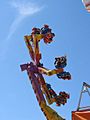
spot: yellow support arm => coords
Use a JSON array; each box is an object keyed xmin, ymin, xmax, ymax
[
  {"xmin": 40, "ymin": 101, "xmax": 65, "ymax": 120},
  {"xmin": 38, "ymin": 67, "xmax": 64, "ymax": 76},
  {"xmin": 24, "ymin": 35, "xmax": 35, "ymax": 61}
]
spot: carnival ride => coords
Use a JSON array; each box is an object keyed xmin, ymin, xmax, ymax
[
  {"xmin": 20, "ymin": 24, "xmax": 71, "ymax": 120},
  {"xmin": 82, "ymin": 0, "xmax": 90, "ymax": 12},
  {"xmin": 72, "ymin": 82, "xmax": 90, "ymax": 120}
]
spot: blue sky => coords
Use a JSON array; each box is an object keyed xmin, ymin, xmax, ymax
[{"xmin": 0, "ymin": 0, "xmax": 90, "ymax": 120}]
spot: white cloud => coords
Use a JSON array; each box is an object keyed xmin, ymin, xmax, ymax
[
  {"xmin": 0, "ymin": 0, "xmax": 43, "ymax": 61},
  {"xmin": 7, "ymin": 15, "xmax": 24, "ymax": 40},
  {"xmin": 11, "ymin": 1, "xmax": 42, "ymax": 16},
  {"xmin": 7, "ymin": 0, "xmax": 43, "ymax": 40}
]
